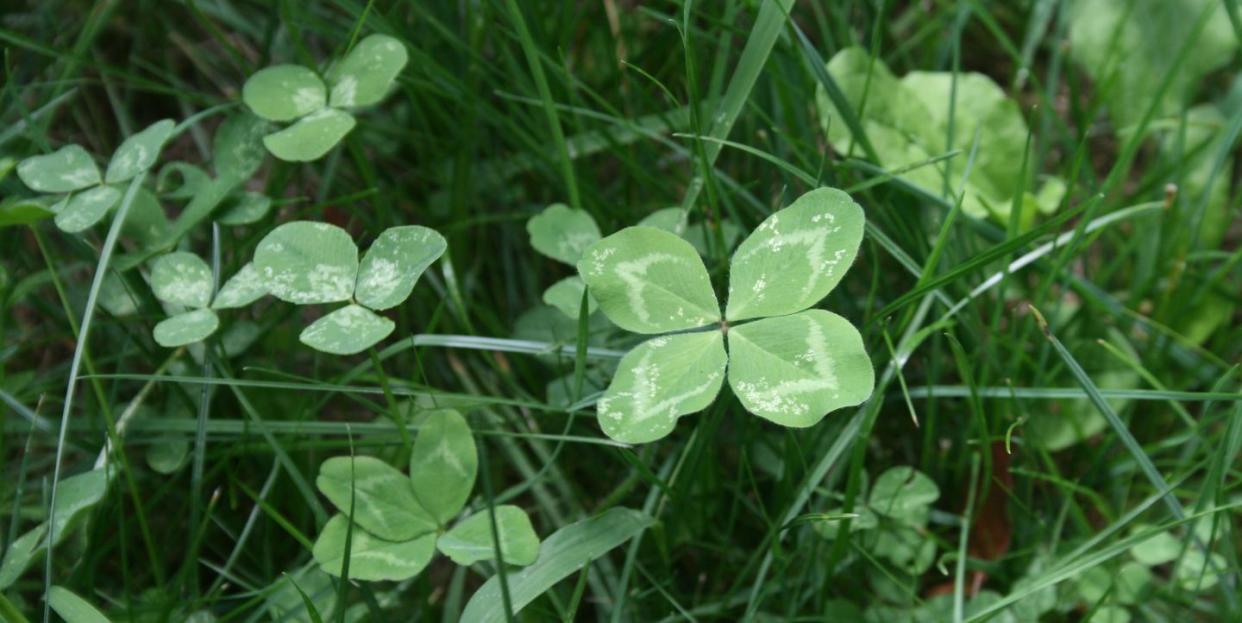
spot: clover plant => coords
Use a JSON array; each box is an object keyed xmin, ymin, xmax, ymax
[
  {"xmin": 147, "ymin": 252, "xmax": 268, "ymax": 347},
  {"xmin": 815, "ymin": 466, "xmax": 941, "ymax": 576},
  {"xmin": 253, "ymin": 221, "xmax": 446, "ymax": 354},
  {"xmin": 242, "ymin": 34, "xmax": 408, "ymax": 161},
  {"xmin": 815, "ymin": 47, "xmax": 1064, "ymax": 225},
  {"xmin": 311, "ymin": 410, "xmax": 540, "ymax": 581},
  {"xmin": 15, "ymin": 119, "xmax": 175, "ymax": 233},
  {"xmin": 576, "ymin": 187, "xmax": 874, "ymax": 443}
]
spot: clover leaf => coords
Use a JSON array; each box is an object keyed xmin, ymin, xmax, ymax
[
  {"xmin": 310, "ymin": 410, "xmax": 541, "ymax": 582},
  {"xmin": 527, "ymin": 203, "xmax": 736, "ymax": 320},
  {"xmin": 576, "ymin": 187, "xmax": 874, "ymax": 443},
  {"xmin": 241, "ymin": 34, "xmax": 407, "ymax": 162},
  {"xmin": 149, "ymin": 252, "xmax": 268, "ymax": 347},
  {"xmin": 15, "ymin": 119, "xmax": 175, "ymax": 233},
  {"xmin": 815, "ymin": 47, "xmax": 1063, "ymax": 225},
  {"xmin": 253, "ymin": 221, "xmax": 446, "ymax": 354}
]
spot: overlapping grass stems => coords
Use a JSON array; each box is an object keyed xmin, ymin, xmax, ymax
[{"xmin": 0, "ymin": 1, "xmax": 1240, "ymax": 622}]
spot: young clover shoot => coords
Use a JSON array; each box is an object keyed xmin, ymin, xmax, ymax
[
  {"xmin": 311, "ymin": 410, "xmax": 540, "ymax": 581},
  {"xmin": 814, "ymin": 466, "xmax": 942, "ymax": 576},
  {"xmin": 253, "ymin": 221, "xmax": 446, "ymax": 355},
  {"xmin": 577, "ymin": 187, "xmax": 875, "ymax": 443},
  {"xmin": 242, "ymin": 34, "xmax": 408, "ymax": 162},
  {"xmin": 527, "ymin": 204, "xmax": 740, "ymax": 320},
  {"xmin": 15, "ymin": 119, "xmax": 175, "ymax": 233},
  {"xmin": 148, "ymin": 253, "xmax": 268, "ymax": 347}
]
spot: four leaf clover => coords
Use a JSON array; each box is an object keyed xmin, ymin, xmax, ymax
[
  {"xmin": 16, "ymin": 119, "xmax": 175, "ymax": 233},
  {"xmin": 242, "ymin": 34, "xmax": 408, "ymax": 161},
  {"xmin": 577, "ymin": 187, "xmax": 875, "ymax": 443},
  {"xmin": 148, "ymin": 253, "xmax": 268, "ymax": 347},
  {"xmin": 311, "ymin": 410, "xmax": 540, "ymax": 581},
  {"xmin": 253, "ymin": 221, "xmax": 446, "ymax": 354}
]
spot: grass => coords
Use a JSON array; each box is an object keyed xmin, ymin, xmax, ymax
[{"xmin": 1, "ymin": 0, "xmax": 1240, "ymax": 621}]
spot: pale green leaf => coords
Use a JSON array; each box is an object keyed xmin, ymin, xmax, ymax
[
  {"xmin": 637, "ymin": 207, "xmax": 687, "ymax": 236},
  {"xmin": 263, "ymin": 108, "xmax": 356, "ymax": 162},
  {"xmin": 312, "ymin": 514, "xmax": 436, "ymax": 582},
  {"xmin": 105, "ymin": 119, "xmax": 175, "ymax": 184},
  {"xmin": 409, "ymin": 409, "xmax": 477, "ymax": 525},
  {"xmin": 254, "ymin": 221, "xmax": 359, "ymax": 304},
  {"xmin": 816, "ymin": 47, "xmax": 1055, "ymax": 222},
  {"xmin": 868, "ymin": 466, "xmax": 940, "ymax": 526},
  {"xmin": 315, "ymin": 455, "xmax": 436, "ymax": 541},
  {"xmin": 54, "ymin": 185, "xmax": 121, "ymax": 233},
  {"xmin": 17, "ymin": 144, "xmax": 100, "ymax": 193},
  {"xmin": 326, "ymin": 34, "xmax": 409, "ymax": 108},
  {"xmin": 542, "ymin": 276, "xmax": 596, "ymax": 318},
  {"xmin": 212, "ymin": 113, "xmax": 270, "ymax": 181},
  {"xmin": 47, "ymin": 585, "xmax": 111, "ymax": 623},
  {"xmin": 354, "ymin": 225, "xmax": 446, "ymax": 310},
  {"xmin": 460, "ymin": 508, "xmax": 653, "ymax": 623},
  {"xmin": 243, "ymin": 65, "xmax": 326, "ymax": 122},
  {"xmin": 437, "ymin": 505, "xmax": 540, "ymax": 566},
  {"xmin": 217, "ymin": 191, "xmax": 271, "ymax": 226},
  {"xmin": 299, "ymin": 304, "xmax": 394, "ymax": 355},
  {"xmin": 49, "ymin": 468, "xmax": 110, "ymax": 544},
  {"xmin": 211, "ymin": 262, "xmax": 267, "ymax": 310},
  {"xmin": 99, "ymin": 272, "xmax": 138, "ymax": 317},
  {"xmin": 0, "ymin": 471, "xmax": 111, "ymax": 590},
  {"xmin": 0, "ymin": 524, "xmax": 47, "ymax": 590},
  {"xmin": 597, "ymin": 331, "xmax": 726, "ymax": 443},
  {"xmin": 156, "ymin": 161, "xmax": 210, "ymax": 199},
  {"xmin": 727, "ymin": 310, "xmax": 874, "ymax": 427},
  {"xmin": 1129, "ymin": 527, "xmax": 1181, "ymax": 565},
  {"xmin": 527, "ymin": 203, "xmax": 602, "ymax": 265},
  {"xmin": 1113, "ymin": 561, "xmax": 1152, "ymax": 605},
  {"xmin": 153, "ymin": 309, "xmax": 220, "ymax": 347},
  {"xmin": 725, "ymin": 188, "xmax": 864, "ymax": 321},
  {"xmin": 150, "ymin": 251, "xmax": 213, "ymax": 308},
  {"xmin": 147, "ymin": 434, "xmax": 189, "ymax": 474},
  {"xmin": 577, "ymin": 226, "xmax": 720, "ymax": 334},
  {"xmin": 1067, "ymin": 0, "xmax": 1235, "ymax": 129},
  {"xmin": 0, "ymin": 195, "xmax": 54, "ymax": 227}
]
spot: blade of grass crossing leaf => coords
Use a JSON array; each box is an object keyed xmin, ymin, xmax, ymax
[
  {"xmin": 44, "ymin": 173, "xmax": 161, "ymax": 619},
  {"xmin": 289, "ymin": 576, "xmax": 327, "ymax": 623}
]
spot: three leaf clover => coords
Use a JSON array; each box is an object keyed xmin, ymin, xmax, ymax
[
  {"xmin": 576, "ymin": 187, "xmax": 875, "ymax": 443},
  {"xmin": 311, "ymin": 410, "xmax": 540, "ymax": 581},
  {"xmin": 242, "ymin": 34, "xmax": 408, "ymax": 162},
  {"xmin": 813, "ymin": 466, "xmax": 942, "ymax": 576},
  {"xmin": 253, "ymin": 221, "xmax": 446, "ymax": 354},
  {"xmin": 15, "ymin": 119, "xmax": 175, "ymax": 233},
  {"xmin": 148, "ymin": 253, "xmax": 268, "ymax": 347}
]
